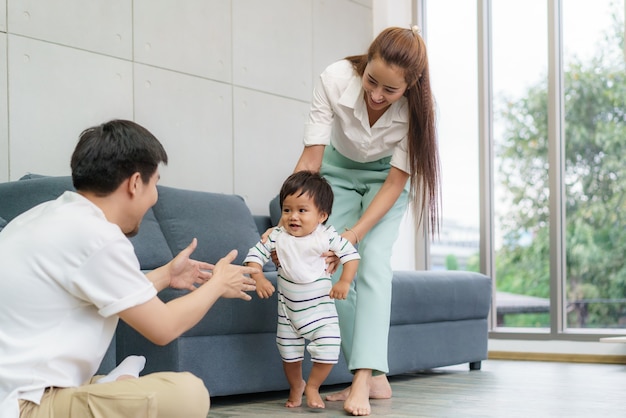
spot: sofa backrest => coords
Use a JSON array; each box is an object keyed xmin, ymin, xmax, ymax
[
  {"xmin": 0, "ymin": 176, "xmax": 262, "ymax": 269},
  {"xmin": 0, "ymin": 175, "xmax": 75, "ymax": 225},
  {"xmin": 152, "ymin": 185, "xmax": 261, "ymax": 267}
]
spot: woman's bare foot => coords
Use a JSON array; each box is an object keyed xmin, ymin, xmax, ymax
[
  {"xmin": 326, "ymin": 385, "xmax": 351, "ymax": 401},
  {"xmin": 285, "ymin": 379, "xmax": 306, "ymax": 408},
  {"xmin": 344, "ymin": 369, "xmax": 371, "ymax": 416},
  {"xmin": 325, "ymin": 374, "xmax": 392, "ymax": 401},
  {"xmin": 304, "ymin": 384, "xmax": 325, "ymax": 409}
]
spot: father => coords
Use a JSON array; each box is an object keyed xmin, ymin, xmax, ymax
[{"xmin": 0, "ymin": 120, "xmax": 257, "ymax": 418}]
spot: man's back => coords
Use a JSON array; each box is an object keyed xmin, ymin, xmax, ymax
[{"xmin": 0, "ymin": 191, "xmax": 155, "ymax": 415}]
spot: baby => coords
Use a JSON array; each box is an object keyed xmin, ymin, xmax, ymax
[{"xmin": 244, "ymin": 170, "xmax": 359, "ymax": 409}]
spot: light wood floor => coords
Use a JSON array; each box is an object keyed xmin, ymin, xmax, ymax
[{"xmin": 208, "ymin": 360, "xmax": 626, "ymax": 417}]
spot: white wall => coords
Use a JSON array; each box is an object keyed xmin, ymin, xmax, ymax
[
  {"xmin": 1, "ymin": 0, "xmax": 422, "ymax": 270},
  {"xmin": 0, "ymin": 0, "xmax": 373, "ymax": 217}
]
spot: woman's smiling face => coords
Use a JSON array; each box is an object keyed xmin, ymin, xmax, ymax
[{"xmin": 362, "ymin": 56, "xmax": 408, "ymax": 112}]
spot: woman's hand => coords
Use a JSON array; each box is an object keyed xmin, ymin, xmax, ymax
[
  {"xmin": 260, "ymin": 227, "xmax": 275, "ymax": 243},
  {"xmin": 323, "ymin": 250, "xmax": 340, "ymax": 274},
  {"xmin": 259, "ymin": 227, "xmax": 282, "ymax": 268}
]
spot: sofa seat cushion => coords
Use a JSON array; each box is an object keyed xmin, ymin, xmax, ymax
[
  {"xmin": 162, "ymin": 270, "xmax": 492, "ymax": 337},
  {"xmin": 158, "ymin": 272, "xmax": 279, "ymax": 336},
  {"xmin": 153, "ymin": 186, "xmax": 261, "ymax": 267},
  {"xmin": 390, "ymin": 270, "xmax": 492, "ymax": 325}
]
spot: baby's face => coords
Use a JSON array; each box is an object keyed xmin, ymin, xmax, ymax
[{"xmin": 280, "ymin": 192, "xmax": 328, "ymax": 237}]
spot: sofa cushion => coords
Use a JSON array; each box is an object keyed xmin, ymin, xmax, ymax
[
  {"xmin": 128, "ymin": 208, "xmax": 174, "ymax": 270},
  {"xmin": 390, "ymin": 270, "xmax": 492, "ymax": 325},
  {"xmin": 0, "ymin": 175, "xmax": 172, "ymax": 269},
  {"xmin": 269, "ymin": 195, "xmax": 281, "ymax": 226},
  {"xmin": 158, "ymin": 271, "xmax": 279, "ymax": 337},
  {"xmin": 0, "ymin": 176, "xmax": 75, "ymax": 221},
  {"xmin": 152, "ymin": 186, "xmax": 261, "ymax": 266}
]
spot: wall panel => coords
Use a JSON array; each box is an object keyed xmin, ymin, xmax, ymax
[
  {"xmin": 8, "ymin": 0, "xmax": 132, "ymax": 59},
  {"xmin": 8, "ymin": 36, "xmax": 133, "ymax": 178},
  {"xmin": 233, "ymin": 87, "xmax": 309, "ymax": 215},
  {"xmin": 233, "ymin": 0, "xmax": 312, "ymax": 101},
  {"xmin": 134, "ymin": 0, "xmax": 232, "ymax": 83},
  {"xmin": 134, "ymin": 64, "xmax": 234, "ymax": 194},
  {"xmin": 312, "ymin": 0, "xmax": 372, "ymax": 80},
  {"xmin": 2, "ymin": 0, "xmax": 373, "ymax": 215}
]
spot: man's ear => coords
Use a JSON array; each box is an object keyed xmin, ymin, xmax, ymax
[{"xmin": 127, "ymin": 172, "xmax": 142, "ymax": 197}]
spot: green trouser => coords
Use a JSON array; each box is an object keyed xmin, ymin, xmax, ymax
[{"xmin": 320, "ymin": 145, "xmax": 408, "ymax": 375}]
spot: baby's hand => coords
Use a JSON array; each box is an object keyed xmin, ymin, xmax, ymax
[
  {"xmin": 329, "ymin": 281, "xmax": 350, "ymax": 300},
  {"xmin": 256, "ymin": 277, "xmax": 275, "ymax": 299}
]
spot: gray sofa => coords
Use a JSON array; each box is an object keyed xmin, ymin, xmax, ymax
[{"xmin": 0, "ymin": 174, "xmax": 493, "ymax": 397}]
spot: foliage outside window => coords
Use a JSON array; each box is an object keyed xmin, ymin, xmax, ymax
[{"xmin": 494, "ymin": 2, "xmax": 625, "ymax": 329}]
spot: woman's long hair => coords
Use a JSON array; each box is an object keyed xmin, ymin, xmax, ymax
[{"xmin": 346, "ymin": 26, "xmax": 440, "ymax": 235}]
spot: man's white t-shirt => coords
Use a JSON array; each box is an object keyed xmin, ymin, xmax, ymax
[{"xmin": 0, "ymin": 191, "xmax": 157, "ymax": 417}]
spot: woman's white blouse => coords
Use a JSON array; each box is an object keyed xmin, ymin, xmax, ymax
[{"xmin": 303, "ymin": 59, "xmax": 410, "ymax": 174}]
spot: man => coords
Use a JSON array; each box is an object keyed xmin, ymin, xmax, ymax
[{"xmin": 0, "ymin": 120, "xmax": 257, "ymax": 418}]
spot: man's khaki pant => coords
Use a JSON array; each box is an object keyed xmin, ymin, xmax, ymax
[{"xmin": 19, "ymin": 372, "xmax": 210, "ymax": 418}]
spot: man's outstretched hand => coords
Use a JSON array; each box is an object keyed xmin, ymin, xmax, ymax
[
  {"xmin": 168, "ymin": 238, "xmax": 214, "ymax": 291},
  {"xmin": 211, "ymin": 249, "xmax": 258, "ymax": 300}
]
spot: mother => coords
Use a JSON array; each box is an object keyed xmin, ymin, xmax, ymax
[{"xmin": 293, "ymin": 26, "xmax": 440, "ymax": 416}]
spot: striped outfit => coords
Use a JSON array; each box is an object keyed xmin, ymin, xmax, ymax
[{"xmin": 244, "ymin": 224, "xmax": 360, "ymax": 364}]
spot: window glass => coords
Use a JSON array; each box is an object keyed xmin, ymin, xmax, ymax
[
  {"xmin": 563, "ymin": 0, "xmax": 626, "ymax": 329},
  {"xmin": 492, "ymin": 0, "xmax": 550, "ymax": 328},
  {"xmin": 427, "ymin": 0, "xmax": 480, "ymax": 273}
]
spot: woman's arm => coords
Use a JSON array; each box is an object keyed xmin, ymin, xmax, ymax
[
  {"xmin": 344, "ymin": 166, "xmax": 409, "ymax": 244},
  {"xmin": 294, "ymin": 144, "xmax": 326, "ymax": 173}
]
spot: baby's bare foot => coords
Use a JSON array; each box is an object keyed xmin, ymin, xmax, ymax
[
  {"xmin": 305, "ymin": 384, "xmax": 325, "ymax": 409},
  {"xmin": 285, "ymin": 379, "xmax": 306, "ymax": 408}
]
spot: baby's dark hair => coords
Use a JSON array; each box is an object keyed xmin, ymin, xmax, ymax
[{"xmin": 279, "ymin": 171, "xmax": 334, "ymax": 223}]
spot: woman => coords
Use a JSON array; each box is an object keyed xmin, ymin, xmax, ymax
[{"xmin": 293, "ymin": 26, "xmax": 440, "ymax": 416}]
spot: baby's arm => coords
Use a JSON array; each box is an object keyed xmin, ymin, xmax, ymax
[
  {"xmin": 245, "ymin": 262, "xmax": 276, "ymax": 299},
  {"xmin": 329, "ymin": 259, "xmax": 358, "ymax": 300}
]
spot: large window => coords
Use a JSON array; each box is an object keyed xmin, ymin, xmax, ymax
[{"xmin": 425, "ymin": 0, "xmax": 625, "ymax": 335}]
